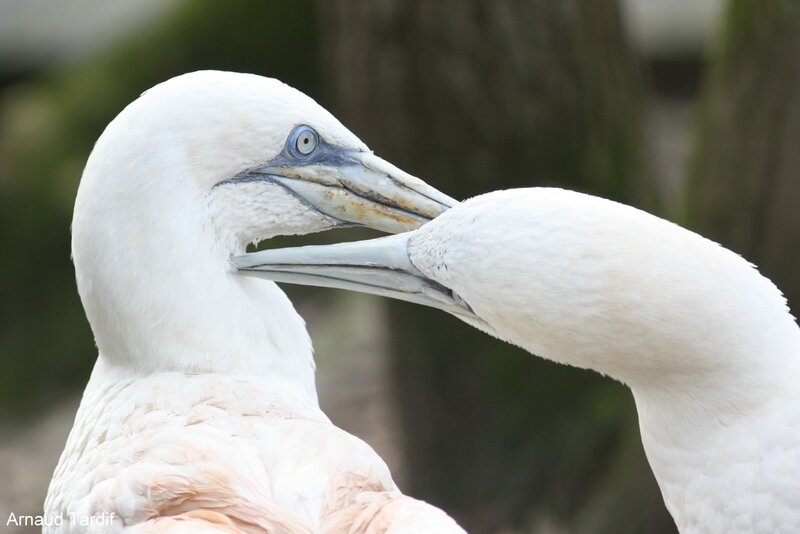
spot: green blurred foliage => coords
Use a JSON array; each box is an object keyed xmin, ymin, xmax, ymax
[{"xmin": 0, "ymin": 0, "xmax": 319, "ymax": 420}]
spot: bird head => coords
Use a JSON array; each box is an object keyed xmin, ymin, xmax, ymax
[
  {"xmin": 71, "ymin": 71, "xmax": 454, "ymax": 378},
  {"xmin": 75, "ymin": 71, "xmax": 453, "ymax": 255}
]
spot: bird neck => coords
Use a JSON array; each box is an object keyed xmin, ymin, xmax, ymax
[
  {"xmin": 631, "ymin": 329, "xmax": 800, "ymax": 435},
  {"xmin": 630, "ymin": 328, "xmax": 800, "ymax": 530},
  {"xmin": 561, "ymin": 233, "xmax": 800, "ymax": 527},
  {"xmin": 71, "ymin": 173, "xmax": 317, "ymax": 401},
  {"xmin": 621, "ymin": 269, "xmax": 800, "ymax": 427}
]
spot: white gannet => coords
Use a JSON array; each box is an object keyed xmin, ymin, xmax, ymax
[
  {"xmin": 236, "ymin": 188, "xmax": 800, "ymax": 533},
  {"xmin": 47, "ymin": 70, "xmax": 466, "ymax": 533}
]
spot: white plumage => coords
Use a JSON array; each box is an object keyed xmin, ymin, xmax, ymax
[
  {"xmin": 239, "ymin": 188, "xmax": 800, "ymax": 533},
  {"xmin": 46, "ymin": 71, "xmax": 463, "ymax": 533}
]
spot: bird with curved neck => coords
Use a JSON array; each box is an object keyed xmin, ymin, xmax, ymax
[
  {"xmin": 47, "ymin": 71, "xmax": 465, "ymax": 533},
  {"xmin": 237, "ymin": 187, "xmax": 800, "ymax": 533}
]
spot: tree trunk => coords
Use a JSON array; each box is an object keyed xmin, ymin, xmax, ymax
[
  {"xmin": 321, "ymin": 2, "xmax": 673, "ymax": 531},
  {"xmin": 690, "ymin": 0, "xmax": 800, "ymax": 312}
]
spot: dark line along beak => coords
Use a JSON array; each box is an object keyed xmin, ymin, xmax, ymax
[
  {"xmin": 232, "ymin": 233, "xmax": 483, "ymax": 323},
  {"xmin": 222, "ymin": 149, "xmax": 457, "ymax": 234}
]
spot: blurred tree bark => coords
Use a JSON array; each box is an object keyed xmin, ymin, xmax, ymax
[
  {"xmin": 690, "ymin": 0, "xmax": 800, "ymax": 314},
  {"xmin": 322, "ymin": 1, "xmax": 675, "ymax": 532}
]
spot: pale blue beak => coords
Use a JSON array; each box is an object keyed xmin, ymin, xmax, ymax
[{"xmin": 232, "ymin": 233, "xmax": 480, "ymax": 323}]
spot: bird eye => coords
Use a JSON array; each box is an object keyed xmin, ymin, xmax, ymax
[{"xmin": 291, "ymin": 126, "xmax": 319, "ymax": 157}]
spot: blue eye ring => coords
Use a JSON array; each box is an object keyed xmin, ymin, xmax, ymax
[{"xmin": 288, "ymin": 125, "xmax": 319, "ymax": 158}]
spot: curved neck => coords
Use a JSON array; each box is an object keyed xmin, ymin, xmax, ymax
[
  {"xmin": 72, "ymin": 171, "xmax": 317, "ymax": 401},
  {"xmin": 623, "ymin": 280, "xmax": 800, "ymax": 422}
]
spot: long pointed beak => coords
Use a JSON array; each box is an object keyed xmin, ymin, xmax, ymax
[
  {"xmin": 222, "ymin": 151, "xmax": 457, "ymax": 234},
  {"xmin": 231, "ymin": 233, "xmax": 483, "ymax": 324}
]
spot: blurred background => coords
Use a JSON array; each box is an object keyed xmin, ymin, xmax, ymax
[{"xmin": 1, "ymin": 0, "xmax": 798, "ymax": 532}]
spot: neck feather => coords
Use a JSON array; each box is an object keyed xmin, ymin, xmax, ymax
[{"xmin": 72, "ymin": 170, "xmax": 317, "ymax": 400}]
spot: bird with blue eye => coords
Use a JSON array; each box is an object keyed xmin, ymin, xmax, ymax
[{"xmin": 48, "ymin": 71, "xmax": 465, "ymax": 533}]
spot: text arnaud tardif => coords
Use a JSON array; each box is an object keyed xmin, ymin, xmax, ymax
[{"xmin": 7, "ymin": 512, "xmax": 117, "ymax": 528}]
